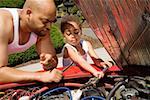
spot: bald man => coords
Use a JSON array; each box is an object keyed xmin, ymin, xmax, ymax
[{"xmin": 0, "ymin": 0, "xmax": 62, "ymax": 83}]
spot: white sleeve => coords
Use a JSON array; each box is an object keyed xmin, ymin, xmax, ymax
[{"xmin": 82, "ymin": 40, "xmax": 89, "ymax": 53}]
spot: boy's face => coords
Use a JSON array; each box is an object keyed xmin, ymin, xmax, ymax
[{"xmin": 63, "ymin": 22, "xmax": 82, "ymax": 46}]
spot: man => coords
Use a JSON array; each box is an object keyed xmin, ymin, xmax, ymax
[{"xmin": 0, "ymin": 0, "xmax": 62, "ymax": 83}]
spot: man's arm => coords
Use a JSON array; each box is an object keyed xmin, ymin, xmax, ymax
[
  {"xmin": 36, "ymin": 32, "xmax": 58, "ymax": 70},
  {"xmin": 0, "ymin": 12, "xmax": 62, "ymax": 83},
  {"xmin": 0, "ymin": 14, "xmax": 40, "ymax": 83}
]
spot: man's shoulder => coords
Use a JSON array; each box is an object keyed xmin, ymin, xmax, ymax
[
  {"xmin": 0, "ymin": 9, "xmax": 13, "ymax": 37},
  {"xmin": 0, "ymin": 9, "xmax": 12, "ymax": 20}
]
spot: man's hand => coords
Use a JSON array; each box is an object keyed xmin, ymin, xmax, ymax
[
  {"xmin": 39, "ymin": 69, "xmax": 62, "ymax": 83},
  {"xmin": 40, "ymin": 53, "xmax": 57, "ymax": 71}
]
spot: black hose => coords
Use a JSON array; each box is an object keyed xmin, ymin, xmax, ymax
[{"xmin": 106, "ymin": 81, "xmax": 126, "ymax": 100}]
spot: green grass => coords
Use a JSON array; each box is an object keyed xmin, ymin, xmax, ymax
[
  {"xmin": 8, "ymin": 24, "xmax": 64, "ymax": 66},
  {"xmin": 0, "ymin": 0, "xmax": 24, "ymax": 8}
]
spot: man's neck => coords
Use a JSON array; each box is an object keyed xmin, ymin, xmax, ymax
[
  {"xmin": 18, "ymin": 9, "xmax": 31, "ymax": 34},
  {"xmin": 20, "ymin": 20, "xmax": 31, "ymax": 35}
]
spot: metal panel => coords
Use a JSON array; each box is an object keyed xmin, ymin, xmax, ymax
[{"xmin": 75, "ymin": 0, "xmax": 150, "ymax": 67}]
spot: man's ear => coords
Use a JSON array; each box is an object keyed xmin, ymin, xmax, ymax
[
  {"xmin": 24, "ymin": 8, "xmax": 32, "ymax": 22},
  {"xmin": 26, "ymin": 8, "xmax": 32, "ymax": 16}
]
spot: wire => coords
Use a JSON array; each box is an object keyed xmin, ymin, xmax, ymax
[
  {"xmin": 106, "ymin": 81, "xmax": 126, "ymax": 100},
  {"xmin": 81, "ymin": 96, "xmax": 105, "ymax": 100},
  {"xmin": 42, "ymin": 87, "xmax": 72, "ymax": 100}
]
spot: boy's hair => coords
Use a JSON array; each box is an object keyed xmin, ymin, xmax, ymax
[{"xmin": 61, "ymin": 15, "xmax": 81, "ymax": 33}]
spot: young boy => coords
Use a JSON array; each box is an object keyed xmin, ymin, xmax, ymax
[{"xmin": 60, "ymin": 15, "xmax": 112, "ymax": 78}]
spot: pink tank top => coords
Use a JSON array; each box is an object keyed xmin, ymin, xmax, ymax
[{"xmin": 4, "ymin": 8, "xmax": 38, "ymax": 55}]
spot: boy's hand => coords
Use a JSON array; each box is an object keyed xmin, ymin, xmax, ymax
[
  {"xmin": 103, "ymin": 61, "xmax": 114, "ymax": 68},
  {"xmin": 92, "ymin": 57, "xmax": 114, "ymax": 68},
  {"xmin": 97, "ymin": 60, "xmax": 114, "ymax": 68},
  {"xmin": 93, "ymin": 71, "xmax": 104, "ymax": 79}
]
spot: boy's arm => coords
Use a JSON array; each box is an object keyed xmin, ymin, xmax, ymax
[
  {"xmin": 86, "ymin": 41, "xmax": 100, "ymax": 59},
  {"xmin": 86, "ymin": 41, "xmax": 112, "ymax": 68},
  {"xmin": 85, "ymin": 41, "xmax": 104, "ymax": 66},
  {"xmin": 66, "ymin": 47, "xmax": 98, "ymax": 74}
]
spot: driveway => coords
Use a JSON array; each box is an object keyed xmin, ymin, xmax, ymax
[{"xmin": 16, "ymin": 47, "xmax": 113, "ymax": 72}]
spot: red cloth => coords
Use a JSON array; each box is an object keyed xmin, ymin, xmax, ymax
[{"xmin": 0, "ymin": 65, "xmax": 121, "ymax": 85}]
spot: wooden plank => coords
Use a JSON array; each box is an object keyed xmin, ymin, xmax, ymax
[{"xmin": 74, "ymin": 0, "xmax": 150, "ymax": 66}]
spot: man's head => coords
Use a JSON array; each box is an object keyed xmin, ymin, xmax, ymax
[{"xmin": 21, "ymin": 0, "xmax": 56, "ymax": 36}]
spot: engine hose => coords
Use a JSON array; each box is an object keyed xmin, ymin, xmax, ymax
[
  {"xmin": 131, "ymin": 76, "xmax": 147, "ymax": 80},
  {"xmin": 42, "ymin": 87, "xmax": 72, "ymax": 100},
  {"xmin": 106, "ymin": 81, "xmax": 126, "ymax": 100},
  {"xmin": 30, "ymin": 82, "xmax": 84, "ymax": 99},
  {"xmin": 129, "ymin": 77, "xmax": 149, "ymax": 94},
  {"xmin": 30, "ymin": 86, "xmax": 49, "ymax": 99},
  {"xmin": 64, "ymin": 83, "xmax": 83, "ymax": 87},
  {"xmin": 81, "ymin": 96, "xmax": 105, "ymax": 100},
  {"xmin": 131, "ymin": 84, "xmax": 150, "ymax": 94}
]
